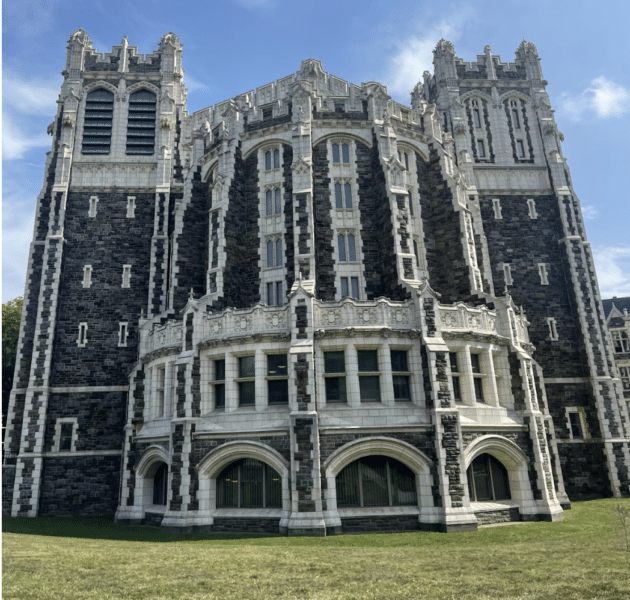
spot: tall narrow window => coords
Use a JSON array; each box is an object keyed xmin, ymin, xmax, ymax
[
  {"xmin": 547, "ymin": 317, "xmax": 559, "ymax": 341},
  {"xmin": 467, "ymin": 454, "xmax": 510, "ymax": 501},
  {"xmin": 344, "ymin": 183, "xmax": 352, "ymax": 208},
  {"xmin": 332, "ymin": 143, "xmax": 340, "ymax": 164},
  {"xmin": 334, "ymin": 182, "xmax": 343, "ymax": 209},
  {"xmin": 276, "ymin": 281, "xmax": 283, "ymax": 305},
  {"xmin": 470, "ymin": 354, "xmax": 485, "ymax": 402},
  {"xmin": 82, "ymin": 89, "xmax": 114, "ymax": 154},
  {"xmin": 118, "ymin": 322, "xmax": 128, "ymax": 347},
  {"xmin": 510, "ymin": 101, "xmax": 521, "ymax": 129},
  {"xmin": 153, "ymin": 463, "xmax": 168, "ymax": 505},
  {"xmin": 213, "ymin": 358, "xmax": 225, "ymax": 409},
  {"xmin": 391, "ymin": 350, "xmax": 411, "ymax": 402},
  {"xmin": 517, "ymin": 140, "xmax": 525, "ymax": 158},
  {"xmin": 267, "ymin": 240, "xmax": 274, "ymax": 268},
  {"xmin": 477, "ymin": 140, "xmax": 486, "ymax": 158},
  {"xmin": 155, "ymin": 366, "xmax": 165, "ymax": 417},
  {"xmin": 274, "ymin": 188, "xmax": 282, "ymax": 214},
  {"xmin": 341, "ymin": 143, "xmax": 349, "ymax": 164},
  {"xmin": 267, "ymin": 354, "xmax": 288, "ymax": 405},
  {"xmin": 449, "ymin": 352, "xmax": 462, "ymax": 402},
  {"xmin": 122, "ymin": 265, "xmax": 132, "ymax": 288},
  {"xmin": 266, "ymin": 190, "xmax": 273, "ymax": 215},
  {"xmin": 340, "ymin": 277, "xmax": 359, "ymax": 299},
  {"xmin": 527, "ymin": 198, "xmax": 538, "ymax": 219},
  {"xmin": 347, "ymin": 234, "xmax": 356, "ymax": 262},
  {"xmin": 126, "ymin": 90, "xmax": 156, "ymax": 155},
  {"xmin": 473, "ymin": 108, "xmax": 482, "ymax": 129},
  {"xmin": 492, "ymin": 198, "xmax": 502, "ymax": 220},
  {"xmin": 265, "ymin": 151, "xmax": 272, "ymax": 170},
  {"xmin": 88, "ymin": 196, "xmax": 98, "ymax": 217},
  {"xmin": 126, "ymin": 196, "xmax": 136, "ymax": 218},
  {"xmin": 82, "ymin": 265, "xmax": 92, "ymax": 288},
  {"xmin": 238, "ymin": 356, "xmax": 256, "ymax": 406},
  {"xmin": 59, "ymin": 422, "xmax": 74, "ymax": 452},
  {"xmin": 503, "ymin": 264, "xmax": 513, "ymax": 286},
  {"xmin": 77, "ymin": 323, "xmax": 88, "ymax": 347},
  {"xmin": 338, "ymin": 234, "xmax": 346, "ymax": 262},
  {"xmin": 538, "ymin": 263, "xmax": 549, "ymax": 285},
  {"xmin": 413, "ymin": 240, "xmax": 420, "ymax": 267},
  {"xmin": 358, "ymin": 350, "xmax": 380, "ymax": 402},
  {"xmin": 267, "ymin": 282, "xmax": 274, "ymax": 305},
  {"xmin": 568, "ymin": 412, "xmax": 584, "ymax": 439},
  {"xmin": 276, "ymin": 239, "xmax": 283, "ymax": 267},
  {"xmin": 273, "ymin": 148, "xmax": 280, "ymax": 169},
  {"xmin": 324, "ymin": 351, "xmax": 346, "ymax": 403}
]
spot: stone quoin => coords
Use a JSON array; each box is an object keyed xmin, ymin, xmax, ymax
[{"xmin": 3, "ymin": 30, "xmax": 630, "ymax": 534}]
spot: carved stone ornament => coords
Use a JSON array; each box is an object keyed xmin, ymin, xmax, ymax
[
  {"xmin": 47, "ymin": 122, "xmax": 55, "ymax": 136},
  {"xmin": 62, "ymin": 114, "xmax": 75, "ymax": 128},
  {"xmin": 68, "ymin": 28, "xmax": 91, "ymax": 47},
  {"xmin": 434, "ymin": 39, "xmax": 455, "ymax": 58},
  {"xmin": 517, "ymin": 40, "xmax": 539, "ymax": 59},
  {"xmin": 160, "ymin": 31, "xmax": 182, "ymax": 50}
]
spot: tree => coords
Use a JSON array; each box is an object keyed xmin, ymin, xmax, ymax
[{"xmin": 3, "ymin": 297, "xmax": 23, "ymax": 441}]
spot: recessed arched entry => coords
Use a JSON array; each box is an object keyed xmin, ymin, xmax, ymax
[
  {"xmin": 135, "ymin": 445, "xmax": 170, "ymax": 509},
  {"xmin": 466, "ymin": 453, "xmax": 511, "ymax": 502}
]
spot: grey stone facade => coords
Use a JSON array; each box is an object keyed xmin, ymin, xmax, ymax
[{"xmin": 4, "ymin": 31, "xmax": 629, "ymax": 533}]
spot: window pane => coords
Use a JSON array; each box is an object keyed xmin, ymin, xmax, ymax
[
  {"xmin": 477, "ymin": 140, "xmax": 485, "ymax": 157},
  {"xmin": 393, "ymin": 375, "xmax": 410, "ymax": 401},
  {"xmin": 267, "ymin": 354, "xmax": 288, "ymax": 376},
  {"xmin": 239, "ymin": 381, "xmax": 255, "ymax": 405},
  {"xmin": 217, "ymin": 461, "xmax": 239, "ymax": 507},
  {"xmin": 471, "ymin": 456, "xmax": 492, "ymax": 501},
  {"xmin": 404, "ymin": 152, "xmax": 409, "ymax": 170},
  {"xmin": 276, "ymin": 281, "xmax": 283, "ymax": 305},
  {"xmin": 332, "ymin": 144, "xmax": 340, "ymax": 163},
  {"xmin": 344, "ymin": 183, "xmax": 352, "ymax": 209},
  {"xmin": 268, "ymin": 379, "xmax": 288, "ymax": 404},
  {"xmin": 60, "ymin": 424, "xmax": 73, "ymax": 451},
  {"xmin": 569, "ymin": 413, "xmax": 583, "ymax": 438},
  {"xmin": 152, "ymin": 463, "xmax": 168, "ymax": 505},
  {"xmin": 359, "ymin": 376, "xmax": 381, "ymax": 402},
  {"xmin": 335, "ymin": 183, "xmax": 343, "ymax": 209},
  {"xmin": 512, "ymin": 109, "xmax": 520, "ymax": 128},
  {"xmin": 214, "ymin": 359, "xmax": 225, "ymax": 381},
  {"xmin": 473, "ymin": 109, "xmax": 481, "ymax": 128},
  {"xmin": 336, "ymin": 461, "xmax": 360, "ymax": 507},
  {"xmin": 275, "ymin": 188, "xmax": 282, "ymax": 214},
  {"xmin": 267, "ymin": 282, "xmax": 274, "ymax": 305},
  {"xmin": 266, "ymin": 190, "xmax": 272, "ymax": 216},
  {"xmin": 340, "ymin": 277, "xmax": 349, "ymax": 298},
  {"xmin": 265, "ymin": 464, "xmax": 282, "ymax": 508},
  {"xmin": 470, "ymin": 354, "xmax": 481, "ymax": 373},
  {"xmin": 358, "ymin": 350, "xmax": 378, "ymax": 372},
  {"xmin": 350, "ymin": 277, "xmax": 359, "ymax": 299},
  {"xmin": 324, "ymin": 351, "xmax": 345, "ymax": 373},
  {"xmin": 276, "ymin": 239, "xmax": 282, "ymax": 267},
  {"xmin": 391, "ymin": 350, "xmax": 408, "ymax": 372},
  {"xmin": 452, "ymin": 377, "xmax": 461, "ymax": 401},
  {"xmin": 474, "ymin": 377, "xmax": 484, "ymax": 402},
  {"xmin": 489, "ymin": 456, "xmax": 511, "ymax": 500},
  {"xmin": 449, "ymin": 352, "xmax": 459, "ymax": 373},
  {"xmin": 361, "ymin": 456, "xmax": 389, "ymax": 506},
  {"xmin": 265, "ymin": 151, "xmax": 271, "ymax": 170},
  {"xmin": 347, "ymin": 234, "xmax": 356, "ymax": 261},
  {"xmin": 239, "ymin": 356, "xmax": 256, "ymax": 378},
  {"xmin": 338, "ymin": 235, "xmax": 346, "ymax": 261},
  {"xmin": 342, "ymin": 143, "xmax": 349, "ymax": 163},
  {"xmin": 267, "ymin": 240, "xmax": 274, "ymax": 268},
  {"xmin": 389, "ymin": 459, "xmax": 417, "ymax": 505},
  {"xmin": 273, "ymin": 149, "xmax": 280, "ymax": 169},
  {"xmin": 241, "ymin": 458, "xmax": 264, "ymax": 507},
  {"xmin": 325, "ymin": 377, "xmax": 346, "ymax": 403},
  {"xmin": 215, "ymin": 383, "xmax": 225, "ymax": 408}
]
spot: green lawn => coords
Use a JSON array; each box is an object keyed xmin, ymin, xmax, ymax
[{"xmin": 3, "ymin": 499, "xmax": 630, "ymax": 600}]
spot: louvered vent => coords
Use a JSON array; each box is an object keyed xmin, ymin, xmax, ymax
[
  {"xmin": 126, "ymin": 90, "xmax": 156, "ymax": 155},
  {"xmin": 81, "ymin": 89, "xmax": 114, "ymax": 154}
]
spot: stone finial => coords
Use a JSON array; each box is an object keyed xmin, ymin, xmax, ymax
[
  {"xmin": 68, "ymin": 28, "xmax": 91, "ymax": 46},
  {"xmin": 160, "ymin": 31, "xmax": 182, "ymax": 49},
  {"xmin": 434, "ymin": 39, "xmax": 455, "ymax": 57},
  {"xmin": 516, "ymin": 40, "xmax": 538, "ymax": 59}
]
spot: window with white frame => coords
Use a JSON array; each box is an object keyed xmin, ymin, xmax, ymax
[
  {"xmin": 503, "ymin": 264, "xmax": 513, "ymax": 286},
  {"xmin": 332, "ymin": 142, "xmax": 350, "ymax": 164},
  {"xmin": 267, "ymin": 280, "xmax": 284, "ymax": 306},
  {"xmin": 547, "ymin": 317, "xmax": 559, "ymax": 341},
  {"xmin": 538, "ymin": 263, "xmax": 549, "ymax": 285},
  {"xmin": 391, "ymin": 350, "xmax": 411, "ymax": 402},
  {"xmin": 118, "ymin": 322, "xmax": 129, "ymax": 347},
  {"xmin": 126, "ymin": 196, "xmax": 136, "ymax": 218},
  {"xmin": 337, "ymin": 232, "xmax": 357, "ymax": 262},
  {"xmin": 358, "ymin": 350, "xmax": 381, "ymax": 402},
  {"xmin": 619, "ymin": 366, "xmax": 630, "ymax": 390},
  {"xmin": 55, "ymin": 419, "xmax": 77, "ymax": 452},
  {"xmin": 449, "ymin": 352, "xmax": 462, "ymax": 402},
  {"xmin": 334, "ymin": 179, "xmax": 353, "ymax": 209},
  {"xmin": 566, "ymin": 408, "xmax": 586, "ymax": 440},
  {"xmin": 267, "ymin": 354, "xmax": 289, "ymax": 404},
  {"xmin": 265, "ymin": 186, "xmax": 282, "ymax": 216},
  {"xmin": 265, "ymin": 148, "xmax": 280, "ymax": 170},
  {"xmin": 527, "ymin": 198, "xmax": 538, "ymax": 219},
  {"xmin": 77, "ymin": 322, "xmax": 88, "ymax": 347},
  {"xmin": 492, "ymin": 198, "xmax": 502, "ymax": 220},
  {"xmin": 324, "ymin": 350, "xmax": 346, "ymax": 403},
  {"xmin": 155, "ymin": 366, "xmax": 165, "ymax": 417},
  {"xmin": 88, "ymin": 196, "xmax": 98, "ymax": 218},
  {"xmin": 340, "ymin": 277, "xmax": 359, "ymax": 299},
  {"xmin": 266, "ymin": 238, "xmax": 283, "ymax": 269},
  {"xmin": 237, "ymin": 356, "xmax": 256, "ymax": 406},
  {"xmin": 612, "ymin": 329, "xmax": 630, "ymax": 353},
  {"xmin": 82, "ymin": 265, "xmax": 92, "ymax": 288},
  {"xmin": 212, "ymin": 358, "xmax": 226, "ymax": 409},
  {"xmin": 470, "ymin": 353, "xmax": 485, "ymax": 403},
  {"xmin": 122, "ymin": 265, "xmax": 131, "ymax": 288},
  {"xmin": 509, "ymin": 99, "xmax": 521, "ymax": 129},
  {"xmin": 476, "ymin": 139, "xmax": 486, "ymax": 158}
]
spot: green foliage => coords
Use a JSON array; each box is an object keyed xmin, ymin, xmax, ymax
[
  {"xmin": 2, "ymin": 499, "xmax": 630, "ymax": 600},
  {"xmin": 2, "ymin": 296, "xmax": 23, "ymax": 369}
]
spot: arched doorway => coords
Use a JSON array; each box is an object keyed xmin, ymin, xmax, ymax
[{"xmin": 466, "ymin": 453, "xmax": 511, "ymax": 502}]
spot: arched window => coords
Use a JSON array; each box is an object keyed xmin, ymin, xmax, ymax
[
  {"xmin": 126, "ymin": 90, "xmax": 156, "ymax": 155},
  {"xmin": 82, "ymin": 88, "xmax": 114, "ymax": 154},
  {"xmin": 336, "ymin": 456, "xmax": 417, "ymax": 507},
  {"xmin": 332, "ymin": 142, "xmax": 350, "ymax": 164},
  {"xmin": 467, "ymin": 453, "xmax": 511, "ymax": 501},
  {"xmin": 216, "ymin": 458, "xmax": 282, "ymax": 508},
  {"xmin": 152, "ymin": 462, "xmax": 168, "ymax": 505},
  {"xmin": 265, "ymin": 151, "xmax": 271, "ymax": 170}
]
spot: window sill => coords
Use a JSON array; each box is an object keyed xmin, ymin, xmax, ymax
[
  {"xmin": 213, "ymin": 508, "xmax": 284, "ymax": 518},
  {"xmin": 337, "ymin": 506, "xmax": 419, "ymax": 517}
]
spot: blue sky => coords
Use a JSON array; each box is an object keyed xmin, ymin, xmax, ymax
[{"xmin": 3, "ymin": 0, "xmax": 629, "ymax": 302}]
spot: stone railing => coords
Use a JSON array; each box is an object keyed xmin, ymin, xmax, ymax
[
  {"xmin": 144, "ymin": 320, "xmax": 183, "ymax": 354},
  {"xmin": 438, "ymin": 303, "xmax": 498, "ymax": 335},
  {"xmin": 202, "ymin": 304, "xmax": 291, "ymax": 340},
  {"xmin": 313, "ymin": 298, "xmax": 416, "ymax": 330}
]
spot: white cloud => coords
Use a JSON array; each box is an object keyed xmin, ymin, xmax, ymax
[
  {"xmin": 184, "ymin": 73, "xmax": 211, "ymax": 95},
  {"xmin": 383, "ymin": 11, "xmax": 471, "ymax": 98},
  {"xmin": 2, "ymin": 116, "xmax": 52, "ymax": 161},
  {"xmin": 592, "ymin": 246, "xmax": 630, "ymax": 298},
  {"xmin": 558, "ymin": 77, "xmax": 630, "ymax": 121},
  {"xmin": 3, "ymin": 72, "xmax": 60, "ymax": 115},
  {"xmin": 581, "ymin": 205, "xmax": 599, "ymax": 220}
]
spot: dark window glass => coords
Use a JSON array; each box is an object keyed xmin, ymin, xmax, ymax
[
  {"xmin": 268, "ymin": 354, "xmax": 287, "ymax": 377},
  {"xmin": 268, "ymin": 379, "xmax": 288, "ymax": 404},
  {"xmin": 470, "ymin": 354, "xmax": 481, "ymax": 373},
  {"xmin": 82, "ymin": 89, "xmax": 114, "ymax": 154},
  {"xmin": 350, "ymin": 277, "xmax": 359, "ymax": 299},
  {"xmin": 358, "ymin": 350, "xmax": 380, "ymax": 402},
  {"xmin": 512, "ymin": 109, "xmax": 520, "ymax": 129},
  {"xmin": 59, "ymin": 423, "xmax": 73, "ymax": 451},
  {"xmin": 325, "ymin": 351, "xmax": 345, "ymax": 373},
  {"xmin": 274, "ymin": 188, "xmax": 282, "ymax": 214},
  {"xmin": 276, "ymin": 281, "xmax": 283, "ymax": 305},
  {"xmin": 340, "ymin": 277, "xmax": 349, "ymax": 298},
  {"xmin": 342, "ymin": 143, "xmax": 349, "ymax": 163},
  {"xmin": 449, "ymin": 352, "xmax": 459, "ymax": 373},
  {"xmin": 273, "ymin": 149, "xmax": 280, "ymax": 168},
  {"xmin": 265, "ymin": 151, "xmax": 271, "ymax": 170},
  {"xmin": 332, "ymin": 144, "xmax": 340, "ymax": 163},
  {"xmin": 467, "ymin": 454, "xmax": 510, "ymax": 502},
  {"xmin": 266, "ymin": 190, "xmax": 273, "ymax": 216},
  {"xmin": 238, "ymin": 356, "xmax": 256, "ymax": 406},
  {"xmin": 474, "ymin": 377, "xmax": 485, "ymax": 402},
  {"xmin": 452, "ymin": 376, "xmax": 461, "ymax": 401},
  {"xmin": 569, "ymin": 413, "xmax": 583, "ymax": 438},
  {"xmin": 217, "ymin": 459, "xmax": 281, "ymax": 509},
  {"xmin": 262, "ymin": 107, "xmax": 272, "ymax": 120},
  {"xmin": 152, "ymin": 463, "xmax": 168, "ymax": 505},
  {"xmin": 324, "ymin": 351, "xmax": 346, "ymax": 403},
  {"xmin": 126, "ymin": 90, "xmax": 156, "ymax": 155},
  {"xmin": 347, "ymin": 234, "xmax": 356, "ymax": 261},
  {"xmin": 267, "ymin": 240, "xmax": 274, "ymax": 268},
  {"xmin": 214, "ymin": 359, "xmax": 225, "ymax": 409},
  {"xmin": 391, "ymin": 350, "xmax": 408, "ymax": 372},
  {"xmin": 335, "ymin": 183, "xmax": 343, "ymax": 209},
  {"xmin": 267, "ymin": 282, "xmax": 274, "ymax": 305},
  {"xmin": 358, "ymin": 350, "xmax": 378, "ymax": 372},
  {"xmin": 338, "ymin": 235, "xmax": 346, "ymax": 261},
  {"xmin": 392, "ymin": 350, "xmax": 410, "ymax": 402},
  {"xmin": 344, "ymin": 183, "xmax": 352, "ymax": 209},
  {"xmin": 276, "ymin": 239, "xmax": 282, "ymax": 267}
]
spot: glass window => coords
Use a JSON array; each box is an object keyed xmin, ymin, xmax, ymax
[
  {"xmin": 267, "ymin": 240, "xmax": 274, "ymax": 268},
  {"xmin": 214, "ymin": 359, "xmax": 225, "ymax": 409},
  {"xmin": 620, "ymin": 366, "xmax": 630, "ymax": 390},
  {"xmin": 324, "ymin": 351, "xmax": 346, "ymax": 403},
  {"xmin": 265, "ymin": 151, "xmax": 271, "ymax": 170},
  {"xmin": 358, "ymin": 350, "xmax": 380, "ymax": 402},
  {"xmin": 612, "ymin": 330, "xmax": 630, "ymax": 353},
  {"xmin": 350, "ymin": 277, "xmax": 359, "ymax": 299},
  {"xmin": 59, "ymin": 423, "xmax": 73, "ymax": 451},
  {"xmin": 347, "ymin": 234, "xmax": 356, "ymax": 262},
  {"xmin": 569, "ymin": 412, "xmax": 583, "ymax": 439},
  {"xmin": 449, "ymin": 352, "xmax": 461, "ymax": 402},
  {"xmin": 238, "ymin": 356, "xmax": 256, "ymax": 406},
  {"xmin": 517, "ymin": 140, "xmax": 525, "ymax": 158},
  {"xmin": 340, "ymin": 277, "xmax": 349, "ymax": 298},
  {"xmin": 332, "ymin": 143, "xmax": 340, "ymax": 164},
  {"xmin": 470, "ymin": 354, "xmax": 484, "ymax": 402},
  {"xmin": 276, "ymin": 281, "xmax": 283, "ymax": 306},
  {"xmin": 467, "ymin": 454, "xmax": 510, "ymax": 502},
  {"xmin": 267, "ymin": 354, "xmax": 288, "ymax": 405},
  {"xmin": 338, "ymin": 234, "xmax": 346, "ymax": 262},
  {"xmin": 336, "ymin": 456, "xmax": 417, "ymax": 507},
  {"xmin": 473, "ymin": 108, "xmax": 481, "ymax": 129},
  {"xmin": 512, "ymin": 108, "xmax": 520, "ymax": 129},
  {"xmin": 156, "ymin": 366, "xmax": 165, "ymax": 416},
  {"xmin": 477, "ymin": 139, "xmax": 486, "ymax": 157},
  {"xmin": 276, "ymin": 239, "xmax": 283, "ymax": 267},
  {"xmin": 344, "ymin": 183, "xmax": 352, "ymax": 209},
  {"xmin": 335, "ymin": 183, "xmax": 343, "ymax": 209},
  {"xmin": 273, "ymin": 148, "xmax": 280, "ymax": 169},
  {"xmin": 341, "ymin": 143, "xmax": 349, "ymax": 163},
  {"xmin": 217, "ymin": 459, "xmax": 282, "ymax": 508},
  {"xmin": 391, "ymin": 350, "xmax": 410, "ymax": 401},
  {"xmin": 274, "ymin": 188, "xmax": 282, "ymax": 214},
  {"xmin": 153, "ymin": 463, "xmax": 168, "ymax": 505}
]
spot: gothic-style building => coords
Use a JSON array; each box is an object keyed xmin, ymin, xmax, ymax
[{"xmin": 3, "ymin": 31, "xmax": 629, "ymax": 534}]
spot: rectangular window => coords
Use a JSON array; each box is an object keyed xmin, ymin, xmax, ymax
[
  {"xmin": 612, "ymin": 330, "xmax": 630, "ymax": 353},
  {"xmin": 126, "ymin": 196, "xmax": 136, "ymax": 218},
  {"xmin": 512, "ymin": 109, "xmax": 521, "ymax": 129},
  {"xmin": 238, "ymin": 356, "xmax": 256, "ymax": 406},
  {"xmin": 82, "ymin": 265, "xmax": 92, "ymax": 288},
  {"xmin": 527, "ymin": 198, "xmax": 538, "ymax": 219},
  {"xmin": 59, "ymin": 423, "xmax": 73, "ymax": 451},
  {"xmin": 155, "ymin": 366, "xmax": 165, "ymax": 417},
  {"xmin": 538, "ymin": 263, "xmax": 549, "ymax": 285},
  {"xmin": 267, "ymin": 282, "xmax": 274, "ymax": 305},
  {"xmin": 77, "ymin": 323, "xmax": 88, "ymax": 347},
  {"xmin": 262, "ymin": 107, "xmax": 273, "ymax": 121},
  {"xmin": 619, "ymin": 366, "xmax": 630, "ymax": 390},
  {"xmin": 517, "ymin": 140, "xmax": 525, "ymax": 158},
  {"xmin": 568, "ymin": 412, "xmax": 584, "ymax": 439},
  {"xmin": 547, "ymin": 317, "xmax": 559, "ymax": 341},
  {"xmin": 276, "ymin": 281, "xmax": 283, "ymax": 306},
  {"xmin": 503, "ymin": 264, "xmax": 513, "ymax": 286},
  {"xmin": 492, "ymin": 198, "xmax": 502, "ymax": 220},
  {"xmin": 267, "ymin": 354, "xmax": 288, "ymax": 405},
  {"xmin": 477, "ymin": 140, "xmax": 486, "ymax": 158},
  {"xmin": 213, "ymin": 359, "xmax": 225, "ymax": 409},
  {"xmin": 471, "ymin": 354, "xmax": 485, "ymax": 402},
  {"xmin": 324, "ymin": 351, "xmax": 346, "ymax": 403},
  {"xmin": 340, "ymin": 277, "xmax": 359, "ymax": 299},
  {"xmin": 391, "ymin": 350, "xmax": 410, "ymax": 402},
  {"xmin": 89, "ymin": 196, "xmax": 98, "ymax": 217},
  {"xmin": 122, "ymin": 265, "xmax": 131, "ymax": 288},
  {"xmin": 358, "ymin": 350, "xmax": 380, "ymax": 402},
  {"xmin": 473, "ymin": 109, "xmax": 481, "ymax": 129},
  {"xmin": 118, "ymin": 322, "xmax": 128, "ymax": 347},
  {"xmin": 449, "ymin": 352, "xmax": 462, "ymax": 402}
]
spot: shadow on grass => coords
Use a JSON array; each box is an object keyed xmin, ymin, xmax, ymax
[{"xmin": 2, "ymin": 515, "xmax": 281, "ymax": 543}]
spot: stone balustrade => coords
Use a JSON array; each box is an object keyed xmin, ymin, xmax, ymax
[
  {"xmin": 438, "ymin": 302, "xmax": 498, "ymax": 335},
  {"xmin": 202, "ymin": 304, "xmax": 291, "ymax": 340},
  {"xmin": 313, "ymin": 297, "xmax": 416, "ymax": 330}
]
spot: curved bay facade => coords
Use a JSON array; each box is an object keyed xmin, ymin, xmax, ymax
[{"xmin": 4, "ymin": 31, "xmax": 629, "ymax": 534}]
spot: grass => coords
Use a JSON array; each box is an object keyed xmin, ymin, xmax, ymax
[{"xmin": 3, "ymin": 499, "xmax": 630, "ymax": 600}]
